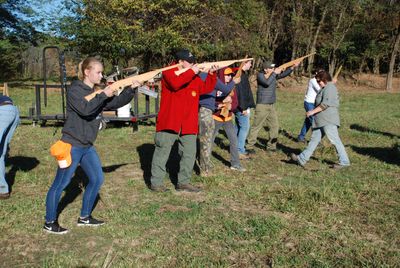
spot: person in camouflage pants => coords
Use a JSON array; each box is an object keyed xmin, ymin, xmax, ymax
[
  {"xmin": 198, "ymin": 107, "xmax": 215, "ymax": 174},
  {"xmin": 197, "ymin": 71, "xmax": 236, "ymax": 176}
]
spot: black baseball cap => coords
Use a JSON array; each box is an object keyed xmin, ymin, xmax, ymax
[
  {"xmin": 262, "ymin": 61, "xmax": 276, "ymax": 69},
  {"xmin": 175, "ymin": 49, "xmax": 196, "ymax": 63}
]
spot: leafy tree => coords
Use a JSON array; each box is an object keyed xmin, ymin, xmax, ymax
[{"xmin": 0, "ymin": 0, "xmax": 40, "ymax": 80}]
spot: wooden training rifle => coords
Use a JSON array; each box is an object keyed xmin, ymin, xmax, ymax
[
  {"xmin": 84, "ymin": 64, "xmax": 179, "ymax": 101},
  {"xmin": 333, "ymin": 65, "xmax": 343, "ymax": 81},
  {"xmin": 264, "ymin": 52, "xmax": 316, "ymax": 80},
  {"xmin": 277, "ymin": 52, "xmax": 316, "ymax": 70},
  {"xmin": 174, "ymin": 58, "xmax": 254, "ymax": 76}
]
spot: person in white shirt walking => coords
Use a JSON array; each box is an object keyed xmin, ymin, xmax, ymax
[{"xmin": 297, "ymin": 69, "xmax": 323, "ymax": 142}]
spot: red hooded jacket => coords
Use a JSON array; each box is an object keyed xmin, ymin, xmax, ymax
[{"xmin": 156, "ymin": 66, "xmax": 217, "ymax": 134}]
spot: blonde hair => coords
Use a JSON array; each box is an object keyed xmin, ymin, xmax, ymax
[{"xmin": 77, "ymin": 57, "xmax": 102, "ymax": 80}]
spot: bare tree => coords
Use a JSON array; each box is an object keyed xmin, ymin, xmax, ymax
[{"xmin": 386, "ymin": 25, "xmax": 400, "ymax": 91}]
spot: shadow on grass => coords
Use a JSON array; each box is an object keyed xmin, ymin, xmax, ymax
[
  {"xmin": 56, "ymin": 163, "xmax": 128, "ymax": 219},
  {"xmin": 102, "ymin": 163, "xmax": 128, "ymax": 173},
  {"xmin": 214, "ymin": 137, "xmax": 230, "ymax": 151},
  {"xmin": 5, "ymin": 156, "xmax": 40, "ymax": 193},
  {"xmin": 350, "ymin": 124, "xmax": 399, "ymax": 139},
  {"xmin": 250, "ymin": 128, "xmax": 299, "ymax": 149},
  {"xmin": 211, "ymin": 151, "xmax": 231, "ymax": 167},
  {"xmin": 136, "ymin": 143, "xmax": 154, "ymax": 186},
  {"xmin": 350, "ymin": 145, "xmax": 400, "ymax": 165},
  {"xmin": 136, "ymin": 142, "xmax": 179, "ymax": 187},
  {"xmin": 277, "ymin": 143, "xmax": 302, "ymax": 156},
  {"xmin": 279, "ymin": 128, "xmax": 298, "ymax": 142}
]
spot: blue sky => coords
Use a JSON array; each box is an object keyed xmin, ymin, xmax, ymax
[{"xmin": 21, "ymin": 0, "xmax": 73, "ymax": 33}]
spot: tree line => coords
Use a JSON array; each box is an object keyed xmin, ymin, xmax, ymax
[{"xmin": 1, "ymin": 0, "xmax": 399, "ymax": 90}]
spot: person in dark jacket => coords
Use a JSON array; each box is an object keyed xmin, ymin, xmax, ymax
[
  {"xmin": 233, "ymin": 60, "xmax": 255, "ymax": 158},
  {"xmin": 247, "ymin": 60, "xmax": 298, "ymax": 153},
  {"xmin": 44, "ymin": 57, "xmax": 140, "ymax": 234}
]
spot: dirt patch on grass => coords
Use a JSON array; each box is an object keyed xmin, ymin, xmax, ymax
[{"xmin": 157, "ymin": 204, "xmax": 191, "ymax": 213}]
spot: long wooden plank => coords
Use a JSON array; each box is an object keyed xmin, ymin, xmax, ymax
[
  {"xmin": 277, "ymin": 52, "xmax": 316, "ymax": 70},
  {"xmin": 174, "ymin": 58, "xmax": 254, "ymax": 76},
  {"xmin": 333, "ymin": 65, "xmax": 343, "ymax": 80},
  {"xmin": 84, "ymin": 64, "xmax": 179, "ymax": 101}
]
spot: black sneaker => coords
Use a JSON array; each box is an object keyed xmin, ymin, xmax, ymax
[
  {"xmin": 77, "ymin": 216, "xmax": 105, "ymax": 226},
  {"xmin": 43, "ymin": 221, "xmax": 68, "ymax": 234}
]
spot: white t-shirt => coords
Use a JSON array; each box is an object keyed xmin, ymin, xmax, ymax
[{"xmin": 304, "ymin": 77, "xmax": 321, "ymax": 103}]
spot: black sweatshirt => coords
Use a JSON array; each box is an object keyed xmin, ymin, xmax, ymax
[
  {"xmin": 234, "ymin": 72, "xmax": 255, "ymax": 112},
  {"xmin": 61, "ymin": 80, "xmax": 134, "ymax": 147}
]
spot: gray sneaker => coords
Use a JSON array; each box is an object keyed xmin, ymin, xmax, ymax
[
  {"xmin": 230, "ymin": 165, "xmax": 246, "ymax": 172},
  {"xmin": 290, "ymin": 153, "xmax": 304, "ymax": 167},
  {"xmin": 331, "ymin": 164, "xmax": 350, "ymax": 170}
]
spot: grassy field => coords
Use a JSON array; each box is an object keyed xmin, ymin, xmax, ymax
[{"xmin": 0, "ymin": 82, "xmax": 399, "ymax": 267}]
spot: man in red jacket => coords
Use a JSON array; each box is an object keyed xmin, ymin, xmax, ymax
[{"xmin": 150, "ymin": 49, "xmax": 217, "ymax": 192}]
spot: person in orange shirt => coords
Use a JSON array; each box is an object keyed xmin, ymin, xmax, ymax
[{"xmin": 212, "ymin": 68, "xmax": 246, "ymax": 171}]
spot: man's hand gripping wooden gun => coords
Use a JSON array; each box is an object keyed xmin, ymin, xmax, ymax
[{"xmin": 84, "ymin": 64, "xmax": 180, "ymax": 101}]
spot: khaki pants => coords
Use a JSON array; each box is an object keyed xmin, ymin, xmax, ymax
[
  {"xmin": 150, "ymin": 131, "xmax": 197, "ymax": 186},
  {"xmin": 247, "ymin": 103, "xmax": 279, "ymax": 150}
]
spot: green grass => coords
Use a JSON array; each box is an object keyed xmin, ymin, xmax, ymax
[{"xmin": 0, "ymin": 84, "xmax": 399, "ymax": 267}]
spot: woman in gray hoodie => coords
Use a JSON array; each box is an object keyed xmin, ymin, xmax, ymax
[
  {"xmin": 291, "ymin": 70, "xmax": 350, "ymax": 169},
  {"xmin": 44, "ymin": 57, "xmax": 140, "ymax": 234}
]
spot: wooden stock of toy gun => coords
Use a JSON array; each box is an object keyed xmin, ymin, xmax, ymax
[{"xmin": 84, "ymin": 64, "xmax": 179, "ymax": 101}]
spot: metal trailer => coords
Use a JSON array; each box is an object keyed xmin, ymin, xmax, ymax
[{"xmin": 21, "ymin": 46, "xmax": 160, "ymax": 131}]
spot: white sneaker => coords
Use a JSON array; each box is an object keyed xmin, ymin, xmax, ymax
[{"xmin": 230, "ymin": 165, "xmax": 246, "ymax": 172}]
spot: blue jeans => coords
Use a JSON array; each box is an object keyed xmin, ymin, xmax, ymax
[
  {"xmin": 45, "ymin": 146, "xmax": 104, "ymax": 222},
  {"xmin": 298, "ymin": 101, "xmax": 315, "ymax": 141},
  {"xmin": 298, "ymin": 124, "xmax": 350, "ymax": 166},
  {"xmin": 234, "ymin": 111, "xmax": 250, "ymax": 154},
  {"xmin": 0, "ymin": 105, "xmax": 19, "ymax": 194}
]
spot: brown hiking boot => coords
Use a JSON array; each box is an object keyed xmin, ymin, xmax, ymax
[
  {"xmin": 0, "ymin": 193, "xmax": 10, "ymax": 200},
  {"xmin": 175, "ymin": 183, "xmax": 202, "ymax": 193},
  {"xmin": 150, "ymin": 185, "xmax": 169, "ymax": 192}
]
